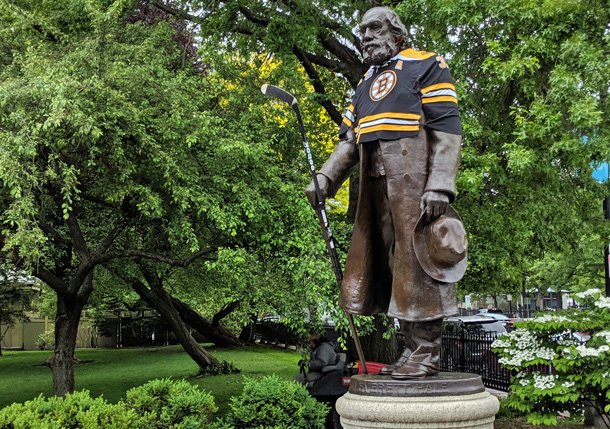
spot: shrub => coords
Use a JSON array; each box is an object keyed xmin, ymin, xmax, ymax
[
  {"xmin": 35, "ymin": 331, "xmax": 54, "ymax": 351},
  {"xmin": 492, "ymin": 288, "xmax": 610, "ymax": 426},
  {"xmin": 124, "ymin": 378, "xmax": 217, "ymax": 428},
  {"xmin": 195, "ymin": 360, "xmax": 240, "ymax": 376},
  {"xmin": 212, "ymin": 375, "xmax": 328, "ymax": 429},
  {"xmin": 0, "ymin": 390, "xmax": 140, "ymax": 429}
]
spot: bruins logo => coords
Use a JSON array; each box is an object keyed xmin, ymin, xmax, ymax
[{"xmin": 369, "ymin": 71, "xmax": 397, "ymax": 101}]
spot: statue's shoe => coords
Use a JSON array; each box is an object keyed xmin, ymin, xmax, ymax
[
  {"xmin": 390, "ymin": 345, "xmax": 439, "ymax": 379},
  {"xmin": 379, "ymin": 347, "xmax": 412, "ymax": 375}
]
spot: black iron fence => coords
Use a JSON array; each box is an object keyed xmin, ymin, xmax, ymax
[
  {"xmin": 253, "ymin": 321, "xmax": 513, "ymax": 391},
  {"xmin": 441, "ymin": 330, "xmax": 511, "ymax": 391},
  {"xmin": 254, "ymin": 320, "xmax": 302, "ymax": 347}
]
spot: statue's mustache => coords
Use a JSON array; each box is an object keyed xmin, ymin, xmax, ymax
[{"xmin": 363, "ymin": 42, "xmax": 382, "ymax": 50}]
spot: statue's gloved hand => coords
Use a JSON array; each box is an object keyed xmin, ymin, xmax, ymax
[
  {"xmin": 420, "ymin": 191, "xmax": 449, "ymax": 222},
  {"xmin": 305, "ymin": 174, "xmax": 330, "ymax": 207}
]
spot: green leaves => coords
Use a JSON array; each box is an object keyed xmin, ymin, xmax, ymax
[
  {"xmin": 410, "ymin": 0, "xmax": 610, "ymax": 297},
  {"xmin": 493, "ymin": 290, "xmax": 610, "ymax": 423},
  {"xmin": 213, "ymin": 375, "xmax": 328, "ymax": 429}
]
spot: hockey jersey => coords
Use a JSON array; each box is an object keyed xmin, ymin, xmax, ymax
[{"xmin": 338, "ymin": 48, "xmax": 461, "ymax": 144}]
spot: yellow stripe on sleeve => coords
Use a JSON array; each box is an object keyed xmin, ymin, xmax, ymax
[
  {"xmin": 357, "ymin": 112, "xmax": 420, "ymax": 126},
  {"xmin": 342, "ymin": 117, "xmax": 353, "ymax": 127},
  {"xmin": 421, "ymin": 82, "xmax": 456, "ymax": 94},
  {"xmin": 358, "ymin": 124, "xmax": 420, "ymax": 134}
]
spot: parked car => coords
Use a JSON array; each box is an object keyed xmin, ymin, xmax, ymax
[
  {"xmin": 441, "ymin": 316, "xmax": 507, "ymax": 374},
  {"xmin": 474, "ymin": 312, "xmax": 518, "ymax": 331},
  {"xmin": 444, "ymin": 315, "xmax": 507, "ymax": 335},
  {"xmin": 477, "ymin": 308, "xmax": 504, "ymax": 314}
]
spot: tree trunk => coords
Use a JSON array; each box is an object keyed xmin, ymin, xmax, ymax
[
  {"xmin": 129, "ymin": 275, "xmax": 219, "ymax": 369},
  {"xmin": 48, "ymin": 294, "xmax": 85, "ymax": 396},
  {"xmin": 238, "ymin": 314, "xmax": 258, "ymax": 343},
  {"xmin": 154, "ymin": 297, "xmax": 218, "ymax": 368},
  {"xmin": 171, "ymin": 297, "xmax": 243, "ymax": 347},
  {"xmin": 358, "ymin": 315, "xmax": 398, "ymax": 364},
  {"xmin": 536, "ymin": 289, "xmax": 544, "ymax": 310}
]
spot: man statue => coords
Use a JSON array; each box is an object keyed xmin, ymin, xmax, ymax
[{"xmin": 305, "ymin": 6, "xmax": 467, "ymax": 379}]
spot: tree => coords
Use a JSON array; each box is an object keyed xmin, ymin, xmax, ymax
[
  {"xmin": 0, "ymin": 0, "xmax": 339, "ymax": 394},
  {"xmin": 0, "ymin": 270, "xmax": 35, "ymax": 356},
  {"xmin": 111, "ymin": 262, "xmax": 222, "ymax": 369},
  {"xmin": 0, "ymin": 0, "xmax": 241, "ymax": 395},
  {"xmin": 493, "ymin": 289, "xmax": 610, "ymax": 426}
]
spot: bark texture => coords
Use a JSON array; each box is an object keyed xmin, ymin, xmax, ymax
[
  {"xmin": 128, "ymin": 267, "xmax": 219, "ymax": 369},
  {"xmin": 171, "ymin": 298, "xmax": 243, "ymax": 347},
  {"xmin": 47, "ymin": 288, "xmax": 89, "ymax": 396}
]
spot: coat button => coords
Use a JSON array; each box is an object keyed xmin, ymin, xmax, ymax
[
  {"xmin": 404, "ymin": 173, "xmax": 410, "ymax": 182},
  {"xmin": 402, "ymin": 149, "xmax": 408, "ymax": 156}
]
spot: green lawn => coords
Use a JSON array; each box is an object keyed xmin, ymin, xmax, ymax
[
  {"xmin": 2, "ymin": 346, "xmax": 587, "ymax": 428},
  {"xmin": 0, "ymin": 344, "xmax": 300, "ymax": 414}
]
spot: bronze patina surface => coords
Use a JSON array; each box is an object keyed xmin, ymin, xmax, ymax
[
  {"xmin": 305, "ymin": 6, "xmax": 466, "ymax": 379},
  {"xmin": 348, "ymin": 372, "xmax": 485, "ymax": 397}
]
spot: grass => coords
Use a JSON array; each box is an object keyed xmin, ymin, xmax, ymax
[
  {"xmin": 0, "ymin": 346, "xmax": 589, "ymax": 427},
  {"xmin": 0, "ymin": 344, "xmax": 300, "ymax": 414}
]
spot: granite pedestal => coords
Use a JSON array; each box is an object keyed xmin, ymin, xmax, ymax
[{"xmin": 335, "ymin": 372, "xmax": 499, "ymax": 428}]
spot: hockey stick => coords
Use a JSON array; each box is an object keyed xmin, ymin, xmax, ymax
[{"xmin": 261, "ymin": 84, "xmax": 368, "ymax": 374}]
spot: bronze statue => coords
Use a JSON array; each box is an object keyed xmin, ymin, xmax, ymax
[{"xmin": 306, "ymin": 7, "xmax": 467, "ymax": 379}]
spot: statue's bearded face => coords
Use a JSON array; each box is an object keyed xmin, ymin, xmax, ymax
[{"xmin": 360, "ymin": 10, "xmax": 401, "ymax": 66}]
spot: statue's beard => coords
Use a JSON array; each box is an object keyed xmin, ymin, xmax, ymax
[{"xmin": 362, "ymin": 38, "xmax": 400, "ymax": 66}]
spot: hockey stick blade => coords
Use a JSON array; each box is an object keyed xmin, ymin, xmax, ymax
[{"xmin": 261, "ymin": 84, "xmax": 298, "ymax": 109}]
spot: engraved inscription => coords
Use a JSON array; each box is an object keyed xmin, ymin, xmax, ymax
[
  {"xmin": 351, "ymin": 379, "xmax": 453, "ymax": 396},
  {"xmin": 348, "ymin": 374, "xmax": 485, "ymax": 397}
]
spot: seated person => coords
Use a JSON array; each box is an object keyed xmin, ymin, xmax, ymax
[{"xmin": 296, "ymin": 333, "xmax": 344, "ymax": 387}]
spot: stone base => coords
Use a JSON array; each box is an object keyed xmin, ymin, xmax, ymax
[{"xmin": 336, "ymin": 373, "xmax": 500, "ymax": 429}]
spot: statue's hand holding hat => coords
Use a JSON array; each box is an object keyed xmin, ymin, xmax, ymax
[{"xmin": 413, "ymin": 206, "xmax": 468, "ymax": 283}]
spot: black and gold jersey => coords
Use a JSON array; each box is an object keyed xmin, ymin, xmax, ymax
[{"xmin": 338, "ymin": 48, "xmax": 461, "ymax": 143}]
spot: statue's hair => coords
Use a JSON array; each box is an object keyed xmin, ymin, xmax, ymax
[{"xmin": 364, "ymin": 7, "xmax": 409, "ymax": 49}]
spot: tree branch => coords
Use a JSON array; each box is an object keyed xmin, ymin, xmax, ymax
[
  {"xmin": 212, "ymin": 300, "xmax": 240, "ymax": 326},
  {"xmin": 293, "ymin": 48, "xmax": 343, "ymax": 124},
  {"xmin": 136, "ymin": 261, "xmax": 164, "ymax": 292},
  {"xmin": 79, "ymin": 192, "xmax": 120, "ymax": 211},
  {"xmin": 66, "ymin": 213, "xmax": 93, "ymax": 295},
  {"xmin": 90, "ymin": 247, "xmax": 217, "ymax": 271},
  {"xmin": 66, "ymin": 213, "xmax": 91, "ymax": 262},
  {"xmin": 39, "ymin": 223, "xmax": 71, "ymax": 248},
  {"xmin": 32, "ymin": 265, "xmax": 67, "ymax": 295},
  {"xmin": 237, "ymin": 5, "xmax": 269, "ymax": 26},
  {"xmin": 318, "ymin": 34, "xmax": 364, "ymax": 88},
  {"xmin": 150, "ymin": 1, "xmax": 206, "ymax": 23},
  {"xmin": 94, "ymin": 218, "xmax": 132, "ymax": 255}
]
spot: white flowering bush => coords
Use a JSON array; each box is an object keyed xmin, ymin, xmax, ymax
[{"xmin": 492, "ymin": 288, "xmax": 610, "ymax": 426}]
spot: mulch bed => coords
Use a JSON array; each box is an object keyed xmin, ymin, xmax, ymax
[{"xmin": 495, "ymin": 417, "xmax": 584, "ymax": 428}]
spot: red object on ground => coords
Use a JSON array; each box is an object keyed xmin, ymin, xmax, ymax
[{"xmin": 357, "ymin": 361, "xmax": 385, "ymax": 375}]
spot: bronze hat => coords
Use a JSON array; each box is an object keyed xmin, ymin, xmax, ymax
[{"xmin": 413, "ymin": 205, "xmax": 468, "ymax": 283}]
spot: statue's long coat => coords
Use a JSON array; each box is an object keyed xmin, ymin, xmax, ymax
[{"xmin": 319, "ymin": 129, "xmax": 460, "ymax": 321}]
